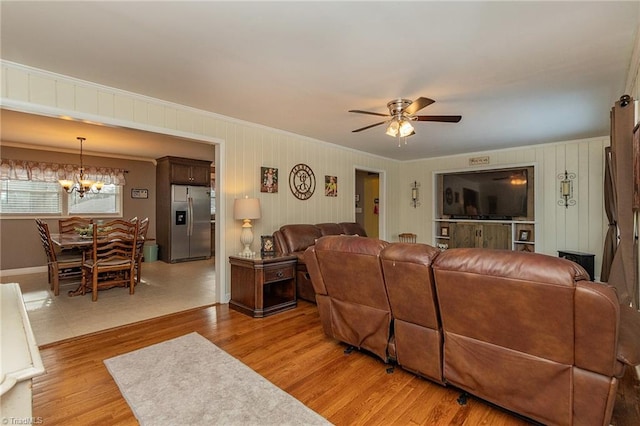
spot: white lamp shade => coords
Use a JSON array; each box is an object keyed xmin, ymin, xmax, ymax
[{"xmin": 233, "ymin": 197, "xmax": 261, "ymax": 220}]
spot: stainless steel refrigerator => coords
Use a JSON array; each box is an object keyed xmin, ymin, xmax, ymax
[{"xmin": 170, "ymin": 185, "xmax": 211, "ymax": 262}]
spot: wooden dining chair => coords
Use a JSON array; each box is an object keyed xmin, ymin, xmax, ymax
[
  {"xmin": 81, "ymin": 219, "xmax": 139, "ymax": 302},
  {"xmin": 59, "ymin": 216, "xmax": 93, "ymax": 234},
  {"xmin": 132, "ymin": 217, "xmax": 149, "ymax": 285},
  {"xmin": 399, "ymin": 233, "xmax": 417, "ymax": 243},
  {"xmin": 35, "ymin": 219, "xmax": 83, "ymax": 296},
  {"xmin": 58, "ymin": 217, "xmax": 94, "ymax": 254}
]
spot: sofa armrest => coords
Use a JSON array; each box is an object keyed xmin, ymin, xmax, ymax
[
  {"xmin": 618, "ymin": 305, "xmax": 640, "ymax": 366},
  {"xmin": 273, "ymin": 230, "xmax": 287, "ymax": 255},
  {"xmin": 304, "ymin": 246, "xmax": 327, "ymax": 296}
]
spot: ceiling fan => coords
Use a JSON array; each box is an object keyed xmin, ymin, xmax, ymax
[{"xmin": 349, "ymin": 97, "xmax": 462, "ymax": 145}]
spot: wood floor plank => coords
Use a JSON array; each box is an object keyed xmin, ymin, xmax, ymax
[{"xmin": 32, "ymin": 301, "xmax": 638, "ymax": 425}]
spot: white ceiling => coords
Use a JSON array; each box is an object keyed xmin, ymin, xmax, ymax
[{"xmin": 1, "ymin": 1, "xmax": 638, "ymax": 161}]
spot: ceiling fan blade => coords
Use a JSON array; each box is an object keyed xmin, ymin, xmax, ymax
[
  {"xmin": 352, "ymin": 121, "xmax": 387, "ymax": 132},
  {"xmin": 415, "ymin": 115, "xmax": 462, "ymax": 123},
  {"xmin": 348, "ymin": 109, "xmax": 390, "ymax": 117},
  {"xmin": 404, "ymin": 97, "xmax": 435, "ymax": 115}
]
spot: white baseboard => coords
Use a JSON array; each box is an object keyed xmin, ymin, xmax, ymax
[{"xmin": 0, "ymin": 266, "xmax": 47, "ymax": 278}]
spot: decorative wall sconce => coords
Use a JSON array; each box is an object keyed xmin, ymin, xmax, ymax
[
  {"xmin": 411, "ymin": 181, "xmax": 420, "ymax": 208},
  {"xmin": 558, "ymin": 170, "xmax": 576, "ymax": 208}
]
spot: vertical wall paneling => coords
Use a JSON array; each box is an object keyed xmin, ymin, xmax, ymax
[
  {"xmin": 57, "ymin": 81, "xmax": 76, "ymax": 111},
  {"xmin": 114, "ymin": 94, "xmax": 134, "ymax": 122},
  {"xmin": 28, "ymin": 74, "xmax": 56, "ymax": 107},
  {"xmin": 147, "ymin": 103, "xmax": 164, "ymax": 128},
  {"xmin": 97, "ymin": 91, "xmax": 115, "ymax": 117},
  {"xmin": 176, "ymin": 109, "xmax": 194, "ymax": 133},
  {"xmin": 542, "ymin": 146, "xmax": 558, "ymax": 254},
  {"xmin": 1, "ymin": 65, "xmax": 7, "ymax": 98},
  {"xmin": 134, "ymin": 99, "xmax": 148, "ymax": 123},
  {"xmin": 588, "ymin": 140, "xmax": 606, "ymax": 257},
  {"xmin": 5, "ymin": 66, "xmax": 29, "ymax": 101},
  {"xmin": 75, "ymin": 85, "xmax": 99, "ymax": 115},
  {"xmin": 163, "ymin": 106, "xmax": 177, "ymax": 130},
  {"xmin": 561, "ymin": 143, "xmax": 576, "ymax": 250},
  {"xmin": 405, "ymin": 138, "xmax": 607, "ymax": 279}
]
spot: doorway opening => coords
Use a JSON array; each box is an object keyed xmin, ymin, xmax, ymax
[{"xmin": 355, "ymin": 168, "xmax": 384, "ymax": 238}]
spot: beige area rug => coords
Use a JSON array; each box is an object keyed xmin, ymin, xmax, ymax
[{"xmin": 104, "ymin": 332, "xmax": 330, "ymax": 426}]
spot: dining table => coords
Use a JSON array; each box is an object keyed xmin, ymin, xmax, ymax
[{"xmin": 49, "ymin": 233, "xmax": 94, "ymax": 250}]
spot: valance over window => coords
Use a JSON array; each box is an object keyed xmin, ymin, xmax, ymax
[{"xmin": 0, "ymin": 159, "xmax": 127, "ymax": 185}]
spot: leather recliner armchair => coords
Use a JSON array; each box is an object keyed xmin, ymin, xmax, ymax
[
  {"xmin": 380, "ymin": 242, "xmax": 444, "ymax": 384},
  {"xmin": 432, "ymin": 248, "xmax": 639, "ymax": 426},
  {"xmin": 305, "ymin": 235, "xmax": 392, "ymax": 362}
]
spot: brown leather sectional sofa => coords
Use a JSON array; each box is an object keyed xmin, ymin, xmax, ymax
[
  {"xmin": 305, "ymin": 235, "xmax": 640, "ymax": 426},
  {"xmin": 273, "ymin": 222, "xmax": 366, "ymax": 302}
]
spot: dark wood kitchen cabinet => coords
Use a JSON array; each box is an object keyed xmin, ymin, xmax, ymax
[{"xmin": 157, "ymin": 156, "xmax": 211, "ymax": 186}]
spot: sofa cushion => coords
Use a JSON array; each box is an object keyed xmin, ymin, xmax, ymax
[
  {"xmin": 316, "ymin": 223, "xmax": 343, "ymax": 236},
  {"xmin": 280, "ymin": 224, "xmax": 323, "ymax": 253},
  {"xmin": 339, "ymin": 222, "xmax": 367, "ymax": 236}
]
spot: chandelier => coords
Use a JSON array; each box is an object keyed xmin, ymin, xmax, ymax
[{"xmin": 58, "ymin": 137, "xmax": 103, "ymax": 198}]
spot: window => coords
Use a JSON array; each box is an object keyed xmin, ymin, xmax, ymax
[
  {"xmin": 68, "ymin": 184, "xmax": 121, "ymax": 215},
  {"xmin": 0, "ymin": 181, "xmax": 122, "ymax": 217},
  {"xmin": 0, "ymin": 180, "xmax": 62, "ymax": 214}
]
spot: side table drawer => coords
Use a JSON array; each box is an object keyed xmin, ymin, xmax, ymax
[{"xmin": 264, "ymin": 266, "xmax": 294, "ymax": 283}]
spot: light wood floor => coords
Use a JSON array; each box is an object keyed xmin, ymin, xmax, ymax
[{"xmin": 34, "ymin": 301, "xmax": 640, "ymax": 426}]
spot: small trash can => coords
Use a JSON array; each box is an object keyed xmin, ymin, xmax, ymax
[{"xmin": 143, "ymin": 240, "xmax": 158, "ymax": 262}]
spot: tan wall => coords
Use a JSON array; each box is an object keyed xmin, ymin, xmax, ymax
[{"xmin": 0, "ymin": 145, "xmax": 159, "ymax": 270}]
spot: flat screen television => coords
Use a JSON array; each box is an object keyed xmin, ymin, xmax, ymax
[{"xmin": 441, "ymin": 167, "xmax": 529, "ymax": 219}]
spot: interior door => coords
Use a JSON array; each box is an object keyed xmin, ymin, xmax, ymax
[{"xmin": 355, "ymin": 169, "xmax": 380, "ymax": 238}]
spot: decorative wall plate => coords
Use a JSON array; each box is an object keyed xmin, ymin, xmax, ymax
[{"xmin": 289, "ymin": 163, "xmax": 316, "ymax": 200}]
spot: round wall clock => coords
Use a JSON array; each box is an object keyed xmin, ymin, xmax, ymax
[{"xmin": 289, "ymin": 163, "xmax": 316, "ymax": 200}]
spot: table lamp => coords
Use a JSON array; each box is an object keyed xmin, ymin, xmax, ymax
[{"xmin": 233, "ymin": 196, "xmax": 261, "ymax": 257}]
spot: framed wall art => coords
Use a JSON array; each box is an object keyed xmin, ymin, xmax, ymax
[
  {"xmin": 325, "ymin": 175, "xmax": 337, "ymax": 196},
  {"xmin": 289, "ymin": 163, "xmax": 315, "ymax": 200},
  {"xmin": 131, "ymin": 188, "xmax": 148, "ymax": 199},
  {"xmin": 261, "ymin": 167, "xmax": 278, "ymax": 193},
  {"xmin": 261, "ymin": 235, "xmax": 275, "ymax": 257}
]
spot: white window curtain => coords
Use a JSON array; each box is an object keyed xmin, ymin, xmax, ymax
[{"xmin": 0, "ymin": 159, "xmax": 127, "ymax": 185}]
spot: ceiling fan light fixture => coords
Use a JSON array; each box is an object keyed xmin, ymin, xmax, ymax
[
  {"xmin": 398, "ymin": 119, "xmax": 414, "ymax": 137},
  {"xmin": 385, "ymin": 120, "xmax": 400, "ymax": 137},
  {"xmin": 350, "ymin": 96, "xmax": 461, "ymax": 142}
]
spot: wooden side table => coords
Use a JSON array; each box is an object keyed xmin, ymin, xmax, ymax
[{"xmin": 229, "ymin": 255, "xmax": 297, "ymax": 317}]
